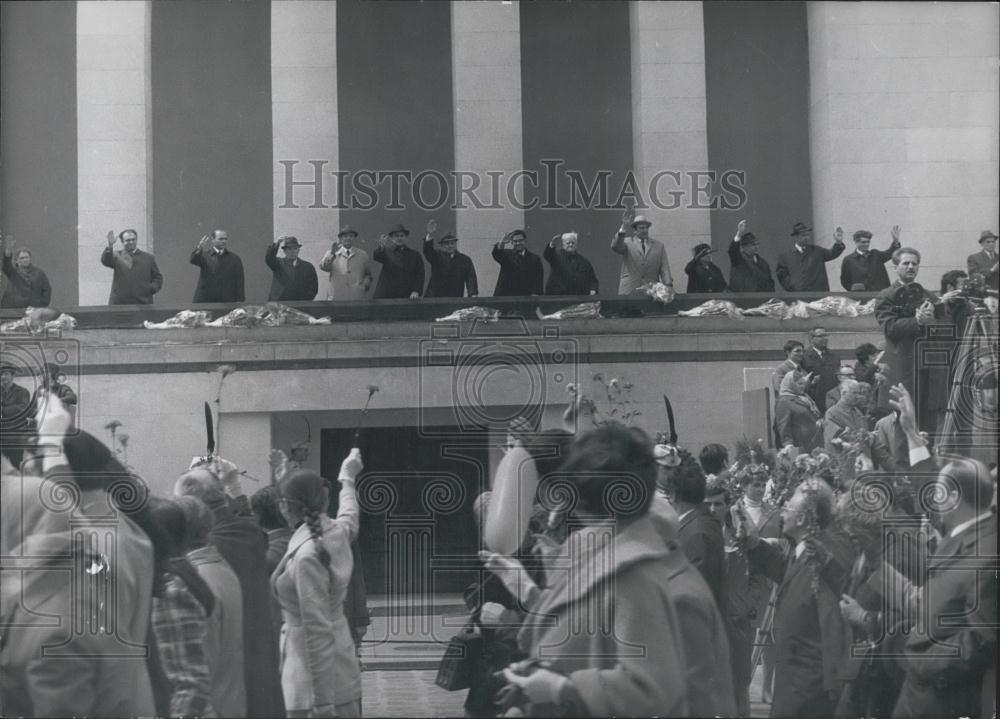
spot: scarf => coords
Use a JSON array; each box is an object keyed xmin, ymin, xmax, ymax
[{"xmin": 779, "ymin": 371, "xmax": 820, "ymax": 416}]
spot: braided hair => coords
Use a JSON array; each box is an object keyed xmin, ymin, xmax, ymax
[{"xmin": 279, "ymin": 469, "xmax": 331, "ymax": 569}]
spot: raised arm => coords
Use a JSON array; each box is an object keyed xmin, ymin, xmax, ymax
[
  {"xmin": 484, "ymin": 445, "xmax": 539, "ymax": 555},
  {"xmin": 728, "ymin": 220, "xmax": 746, "ymax": 268},
  {"xmin": 189, "ymin": 235, "xmax": 211, "ymax": 267},
  {"xmin": 611, "ymin": 208, "xmax": 632, "ymax": 255},
  {"xmin": 265, "ymin": 238, "xmax": 282, "ymax": 271},
  {"xmin": 336, "ymin": 448, "xmax": 363, "ymax": 543},
  {"xmin": 822, "ymin": 226, "xmax": 846, "ymax": 261},
  {"xmin": 101, "ymin": 231, "xmax": 117, "ymax": 269},
  {"xmin": 319, "ymin": 246, "xmax": 335, "ymax": 272},
  {"xmin": 876, "ymin": 225, "xmax": 902, "ymax": 262}
]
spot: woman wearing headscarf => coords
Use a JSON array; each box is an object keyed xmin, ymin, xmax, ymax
[
  {"xmin": 775, "ymin": 369, "xmax": 824, "ymax": 452},
  {"xmin": 271, "ymin": 450, "xmax": 363, "ymax": 718},
  {"xmin": 482, "ymin": 424, "xmax": 735, "ymax": 717}
]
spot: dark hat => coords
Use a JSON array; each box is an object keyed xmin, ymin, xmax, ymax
[
  {"xmin": 0, "ymin": 362, "xmax": 18, "ymax": 376},
  {"xmin": 337, "ymin": 225, "xmax": 358, "ymax": 238},
  {"xmin": 631, "ymin": 215, "xmax": 652, "ymax": 229},
  {"xmin": 692, "ymin": 242, "xmax": 714, "ymax": 257},
  {"xmin": 279, "ymin": 236, "xmax": 301, "ymax": 249},
  {"xmin": 853, "ymin": 230, "xmax": 873, "ymax": 241},
  {"xmin": 739, "ymin": 232, "xmax": 758, "ymax": 246},
  {"xmin": 980, "ymin": 230, "xmax": 998, "ymax": 243},
  {"xmin": 387, "ymin": 224, "xmax": 410, "ymax": 237},
  {"xmin": 791, "ymin": 222, "xmax": 812, "ymax": 237},
  {"xmin": 63, "ymin": 430, "xmax": 114, "ymax": 474},
  {"xmin": 508, "ymin": 229, "xmax": 527, "ymax": 240},
  {"xmin": 439, "ymin": 233, "xmax": 458, "ymax": 244}
]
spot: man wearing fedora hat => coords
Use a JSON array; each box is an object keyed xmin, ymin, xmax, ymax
[
  {"xmin": 776, "ymin": 222, "xmax": 845, "ymax": 293},
  {"xmin": 101, "ymin": 228, "xmax": 164, "ymax": 304},
  {"xmin": 372, "ymin": 223, "xmax": 424, "ymax": 299},
  {"xmin": 319, "ymin": 226, "xmax": 372, "ymax": 301},
  {"xmin": 265, "ymin": 235, "xmax": 318, "ymax": 301},
  {"xmin": 728, "ymin": 220, "xmax": 775, "ymax": 292},
  {"xmin": 422, "ymin": 219, "xmax": 478, "ymax": 298},
  {"xmin": 685, "ymin": 242, "xmax": 727, "ymax": 293},
  {"xmin": 611, "ymin": 208, "xmax": 674, "ymax": 295},
  {"xmin": 492, "ymin": 229, "xmax": 543, "ymax": 296},
  {"xmin": 967, "ymin": 230, "xmax": 999, "ymax": 291},
  {"xmin": 839, "ymin": 226, "xmax": 901, "ymax": 292}
]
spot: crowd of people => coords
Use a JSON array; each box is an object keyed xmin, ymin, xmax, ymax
[{"xmin": 2, "ymin": 220, "xmax": 996, "ymax": 307}]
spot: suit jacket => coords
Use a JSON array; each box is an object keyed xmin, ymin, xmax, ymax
[
  {"xmin": 1, "ymin": 253, "xmax": 51, "ymax": 308},
  {"xmin": 677, "ymin": 504, "xmax": 725, "ymax": 606},
  {"xmin": 492, "ymin": 245, "xmax": 543, "ymax": 296},
  {"xmin": 748, "ymin": 532, "xmax": 855, "ymax": 717},
  {"xmin": 728, "ymin": 240, "xmax": 775, "ymax": 292},
  {"xmin": 423, "ymin": 239, "xmax": 478, "ymax": 298},
  {"xmin": 840, "ymin": 243, "xmax": 898, "ymax": 291},
  {"xmin": 967, "ymin": 249, "xmax": 999, "ymax": 290},
  {"xmin": 611, "ymin": 235, "xmax": 672, "ymax": 294},
  {"xmin": 102, "ymin": 247, "xmax": 163, "ymax": 304},
  {"xmin": 685, "ymin": 258, "xmax": 727, "ymax": 293},
  {"xmin": 776, "ymin": 242, "xmax": 846, "ymax": 292},
  {"xmin": 871, "ymin": 413, "xmax": 909, "ymax": 472},
  {"xmin": 265, "ymin": 244, "xmax": 318, "ymax": 301},
  {"xmin": 372, "ymin": 243, "xmax": 425, "ymax": 299},
  {"xmin": 894, "ymin": 514, "xmax": 997, "ymax": 719},
  {"xmin": 802, "ymin": 347, "xmax": 842, "ymax": 413},
  {"xmin": 209, "ymin": 503, "xmax": 285, "ymax": 718},
  {"xmin": 516, "ymin": 517, "xmax": 735, "ymax": 717},
  {"xmin": 0, "ymin": 475, "xmax": 156, "ymax": 718},
  {"xmin": 190, "ymin": 248, "xmax": 245, "ymax": 303},
  {"xmin": 543, "ymin": 245, "xmax": 599, "ymax": 295},
  {"xmin": 775, "ymin": 395, "xmax": 823, "ymax": 451}
]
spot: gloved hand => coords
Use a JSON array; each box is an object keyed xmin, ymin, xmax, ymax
[
  {"xmin": 480, "ymin": 551, "xmax": 538, "ymax": 607},
  {"xmin": 340, "ymin": 447, "xmax": 363, "ymax": 482},
  {"xmin": 839, "ymin": 593, "xmax": 868, "ymax": 628},
  {"xmin": 34, "ymin": 391, "xmax": 72, "ymax": 445},
  {"xmin": 501, "ymin": 666, "xmax": 569, "ymax": 705}
]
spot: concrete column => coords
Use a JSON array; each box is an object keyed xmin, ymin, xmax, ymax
[
  {"xmin": 809, "ymin": 2, "xmax": 999, "ymax": 288},
  {"xmin": 451, "ymin": 2, "xmax": 524, "ymax": 297},
  {"xmin": 629, "ymin": 1, "xmax": 712, "ymax": 272},
  {"xmin": 271, "ymin": 0, "xmax": 339, "ymax": 292},
  {"xmin": 76, "ymin": 1, "xmax": 151, "ymax": 306}
]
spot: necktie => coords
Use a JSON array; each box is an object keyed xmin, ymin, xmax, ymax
[{"xmin": 641, "ymin": 239, "xmax": 647, "ymax": 253}]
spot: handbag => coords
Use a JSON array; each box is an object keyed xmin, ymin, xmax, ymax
[{"xmin": 435, "ymin": 619, "xmax": 484, "ymax": 691}]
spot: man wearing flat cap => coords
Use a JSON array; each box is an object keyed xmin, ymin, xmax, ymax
[
  {"xmin": 728, "ymin": 220, "xmax": 775, "ymax": 292},
  {"xmin": 102, "ymin": 229, "xmax": 163, "ymax": 304},
  {"xmin": 967, "ymin": 230, "xmax": 999, "ymax": 291},
  {"xmin": 492, "ymin": 229, "xmax": 543, "ymax": 296},
  {"xmin": 265, "ymin": 235, "xmax": 318, "ymax": 301},
  {"xmin": 372, "ymin": 223, "xmax": 425, "ymax": 299},
  {"xmin": 611, "ymin": 208, "xmax": 674, "ymax": 294},
  {"xmin": 685, "ymin": 242, "xmax": 727, "ymax": 293},
  {"xmin": 319, "ymin": 226, "xmax": 372, "ymax": 301},
  {"xmin": 776, "ymin": 222, "xmax": 845, "ymax": 293},
  {"xmin": 422, "ymin": 220, "xmax": 478, "ymax": 298},
  {"xmin": 0, "ymin": 362, "xmax": 32, "ymax": 440},
  {"xmin": 839, "ymin": 225, "xmax": 900, "ymax": 291}
]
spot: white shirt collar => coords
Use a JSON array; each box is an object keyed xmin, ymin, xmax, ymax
[
  {"xmin": 795, "ymin": 243, "xmax": 805, "ymax": 253},
  {"xmin": 795, "ymin": 540, "xmax": 807, "ymax": 559},
  {"xmin": 677, "ymin": 508, "xmax": 695, "ymax": 524},
  {"xmin": 948, "ymin": 511, "xmax": 993, "ymax": 539}
]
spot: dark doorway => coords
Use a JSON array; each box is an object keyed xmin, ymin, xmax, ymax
[{"xmin": 321, "ymin": 426, "xmax": 490, "ymax": 595}]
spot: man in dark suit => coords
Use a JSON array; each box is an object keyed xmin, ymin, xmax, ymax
[
  {"xmin": 660, "ymin": 452, "xmax": 725, "ymax": 605},
  {"xmin": 102, "ymin": 228, "xmax": 164, "ymax": 304},
  {"xmin": 422, "ymin": 220, "xmax": 478, "ymax": 298},
  {"xmin": 728, "ymin": 220, "xmax": 775, "ymax": 292},
  {"xmin": 966, "ymin": 229, "xmax": 998, "ymax": 291},
  {"xmin": 874, "ymin": 247, "xmax": 955, "ymax": 429},
  {"xmin": 801, "ymin": 326, "xmax": 842, "ymax": 413},
  {"xmin": 174, "ymin": 466, "xmax": 285, "ymax": 719},
  {"xmin": 265, "ymin": 235, "xmax": 318, "ymax": 301},
  {"xmin": 738, "ymin": 477, "xmax": 854, "ymax": 718},
  {"xmin": 892, "ymin": 456, "xmax": 996, "ymax": 719},
  {"xmin": 190, "ymin": 229, "xmax": 245, "ymax": 303},
  {"xmin": 372, "ymin": 224, "xmax": 425, "ymax": 299},
  {"xmin": 776, "ymin": 222, "xmax": 846, "ymax": 293},
  {"xmin": 685, "ymin": 242, "xmax": 727, "ymax": 293},
  {"xmin": 772, "ymin": 339, "xmax": 805, "ymax": 401},
  {"xmin": 839, "ymin": 226, "xmax": 901, "ymax": 291},
  {"xmin": 492, "ymin": 229, "xmax": 543, "ymax": 296},
  {"xmin": 543, "ymin": 232, "xmax": 599, "ymax": 295}
]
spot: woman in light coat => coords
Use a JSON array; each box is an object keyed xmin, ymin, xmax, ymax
[{"xmin": 272, "ymin": 450, "xmax": 363, "ymax": 718}]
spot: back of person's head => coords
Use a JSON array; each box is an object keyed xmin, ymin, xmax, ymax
[
  {"xmin": 145, "ymin": 495, "xmax": 215, "ymax": 614},
  {"xmin": 523, "ymin": 428, "xmax": 574, "ymax": 480},
  {"xmin": 174, "ymin": 494, "xmax": 214, "ymax": 550},
  {"xmin": 555, "ymin": 424, "xmax": 656, "ymax": 520},
  {"xmin": 660, "ymin": 449, "xmax": 707, "ymax": 505},
  {"xmin": 699, "ymin": 443, "xmax": 729, "ymax": 476},
  {"xmin": 174, "ymin": 468, "xmax": 226, "ymax": 508},
  {"xmin": 799, "ymin": 478, "xmax": 835, "ymax": 529},
  {"xmin": 280, "ymin": 469, "xmax": 331, "ymax": 566},
  {"xmin": 250, "ymin": 484, "xmax": 287, "ymax": 531},
  {"xmin": 854, "ymin": 342, "xmax": 879, "ymax": 363},
  {"xmin": 939, "ymin": 457, "xmax": 994, "ymax": 515}
]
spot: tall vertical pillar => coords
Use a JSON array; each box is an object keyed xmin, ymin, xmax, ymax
[
  {"xmin": 271, "ymin": 0, "xmax": 339, "ymax": 284},
  {"xmin": 808, "ymin": 2, "xmax": 999, "ymax": 287},
  {"xmin": 76, "ymin": 1, "xmax": 150, "ymax": 306},
  {"xmin": 629, "ymin": 1, "xmax": 712, "ymax": 273},
  {"xmin": 451, "ymin": 2, "xmax": 524, "ymax": 296}
]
